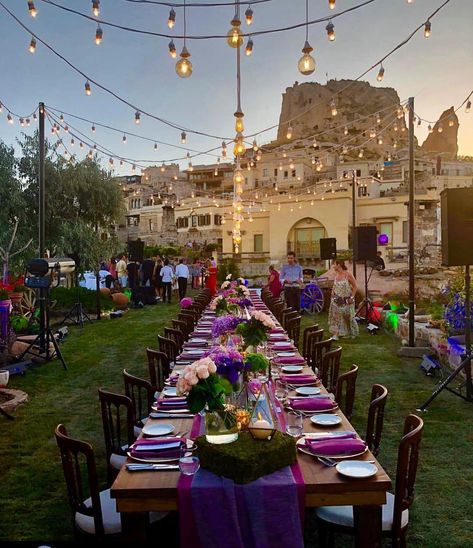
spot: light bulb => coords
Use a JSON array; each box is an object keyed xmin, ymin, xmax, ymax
[
  {"xmin": 122, "ymin": 135, "xmax": 127, "ymax": 144},
  {"xmin": 28, "ymin": 37, "xmax": 36, "ymax": 53},
  {"xmin": 289, "ymin": 160, "xmax": 295, "ymax": 170},
  {"xmin": 181, "ymin": 131, "xmax": 187, "ymax": 144},
  {"xmin": 160, "ymin": 163, "xmax": 165, "ymax": 172},
  {"xmin": 214, "ymin": 168, "xmax": 218, "ymax": 176},
  {"xmin": 376, "ymin": 114, "xmax": 381, "ymax": 125},
  {"xmin": 20, "ymin": 118, "xmax": 25, "ymax": 127},
  {"xmin": 358, "ymin": 149, "xmax": 364, "ymax": 158},
  {"xmin": 28, "ymin": 1, "xmax": 37, "ymax": 17},
  {"xmin": 279, "ymin": 162, "xmax": 283, "ymax": 171},
  {"xmin": 85, "ymin": 80, "xmax": 91, "ymax": 95},
  {"xmin": 234, "ymin": 169, "xmax": 244, "ymax": 184},
  {"xmin": 64, "ymin": 125, "xmax": 69, "ymax": 133},
  {"xmin": 132, "ymin": 164, "xmax": 136, "ymax": 173},
  {"xmin": 70, "ymin": 138, "xmax": 75, "ymax": 146},
  {"xmin": 424, "ymin": 20, "xmax": 431, "ymax": 38},
  {"xmin": 79, "ymin": 141, "xmax": 83, "ymax": 149},
  {"xmin": 235, "ymin": 117, "xmax": 244, "ymax": 133},
  {"xmin": 286, "ymin": 125, "xmax": 293, "ymax": 140},
  {"xmin": 154, "ymin": 143, "xmax": 158, "ymax": 150},
  {"xmin": 377, "ymin": 137, "xmax": 383, "ymax": 145},
  {"xmin": 109, "ymin": 157, "xmax": 114, "ymax": 166},
  {"xmin": 344, "ymin": 126, "xmax": 348, "ymax": 136},
  {"xmin": 393, "ymin": 141, "xmax": 397, "ymax": 149},
  {"xmin": 26, "ymin": 118, "xmax": 30, "ymax": 126},
  {"xmin": 311, "ymin": 157, "xmax": 316, "ymax": 165},
  {"xmin": 438, "ymin": 123, "xmax": 443, "ymax": 133},
  {"xmin": 92, "ymin": 125, "xmax": 96, "ymax": 133},
  {"xmin": 245, "ymin": 37, "xmax": 253, "ymax": 56},
  {"xmin": 227, "ymin": 18, "xmax": 243, "ymax": 48},
  {"xmin": 330, "ymin": 100, "xmax": 338, "ymax": 116},
  {"xmin": 245, "ymin": 6, "xmax": 253, "ymax": 25},
  {"xmin": 95, "ymin": 25, "xmax": 103, "ymax": 45},
  {"xmin": 329, "ymin": 0, "xmax": 336, "ymax": 9},
  {"xmin": 466, "ymin": 100, "xmax": 471, "ymax": 113},
  {"xmin": 369, "ymin": 128, "xmax": 376, "ymax": 138},
  {"xmin": 176, "ymin": 47, "xmax": 193, "ymax": 78},
  {"xmin": 377, "ymin": 65, "xmax": 385, "ymax": 81},
  {"xmin": 298, "ymin": 42, "xmax": 316, "ymax": 76},
  {"xmin": 256, "ymin": 152, "xmax": 261, "ymax": 161},
  {"xmin": 428, "ymin": 124, "xmax": 433, "ymax": 133},
  {"xmin": 394, "ymin": 123, "xmax": 398, "ymax": 132},
  {"xmin": 326, "ymin": 21, "xmax": 335, "ymax": 41},
  {"xmin": 448, "ymin": 118, "xmax": 454, "ymax": 127},
  {"xmin": 252, "ymin": 139, "xmax": 258, "ymax": 151},
  {"xmin": 167, "ymin": 8, "xmax": 176, "ymax": 29},
  {"xmin": 92, "ymin": 0, "xmax": 100, "ymax": 17},
  {"xmin": 135, "ymin": 111, "xmax": 141, "ymax": 124},
  {"xmin": 168, "ymin": 40, "xmax": 177, "ymax": 58}
]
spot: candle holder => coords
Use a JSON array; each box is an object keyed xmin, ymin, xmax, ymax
[{"xmin": 248, "ymin": 382, "xmax": 277, "ymax": 441}]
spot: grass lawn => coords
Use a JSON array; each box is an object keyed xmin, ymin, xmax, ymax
[{"xmin": 1, "ymin": 303, "xmax": 472, "ymax": 546}]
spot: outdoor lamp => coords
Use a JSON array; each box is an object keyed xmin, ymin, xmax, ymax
[
  {"xmin": 245, "ymin": 6, "xmax": 253, "ymax": 25},
  {"xmin": 168, "ymin": 40, "xmax": 177, "ymax": 58},
  {"xmin": 167, "ymin": 8, "xmax": 176, "ymax": 29},
  {"xmin": 245, "ymin": 37, "xmax": 254, "ymax": 56},
  {"xmin": 298, "ymin": 41, "xmax": 316, "ymax": 76},
  {"xmin": 176, "ymin": 47, "xmax": 193, "ymax": 78},
  {"xmin": 326, "ymin": 21, "xmax": 335, "ymax": 41},
  {"xmin": 227, "ymin": 17, "xmax": 244, "ymax": 48},
  {"xmin": 28, "ymin": 1, "xmax": 37, "ymax": 17},
  {"xmin": 92, "ymin": 0, "xmax": 100, "ymax": 17}
]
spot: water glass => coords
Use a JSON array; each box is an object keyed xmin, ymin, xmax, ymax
[
  {"xmin": 179, "ymin": 441, "xmax": 200, "ymax": 476},
  {"xmin": 286, "ymin": 411, "xmax": 303, "ymax": 438},
  {"xmin": 275, "ymin": 379, "xmax": 288, "ymax": 401}
]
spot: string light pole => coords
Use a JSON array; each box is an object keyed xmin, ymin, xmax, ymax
[{"xmin": 408, "ymin": 96, "xmax": 415, "ymax": 347}]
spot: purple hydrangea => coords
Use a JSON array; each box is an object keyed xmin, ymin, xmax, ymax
[
  {"xmin": 211, "ymin": 315, "xmax": 242, "ymax": 338},
  {"xmin": 205, "ymin": 346, "xmax": 249, "ymax": 385}
]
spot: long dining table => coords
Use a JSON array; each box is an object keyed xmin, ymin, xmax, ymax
[{"xmin": 111, "ymin": 291, "xmax": 391, "ymax": 547}]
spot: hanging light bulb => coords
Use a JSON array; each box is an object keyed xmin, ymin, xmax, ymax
[
  {"xmin": 377, "ymin": 64, "xmax": 385, "ymax": 82},
  {"xmin": 109, "ymin": 157, "xmax": 114, "ymax": 167},
  {"xmin": 181, "ymin": 131, "xmax": 187, "ymax": 144},
  {"xmin": 88, "ymin": 149, "xmax": 93, "ymax": 160},
  {"xmin": 91, "ymin": 124, "xmax": 96, "ymax": 133},
  {"xmin": 328, "ymin": 0, "xmax": 336, "ymax": 9},
  {"xmin": 132, "ymin": 164, "xmax": 136, "ymax": 173},
  {"xmin": 168, "ymin": 40, "xmax": 177, "ymax": 58},
  {"xmin": 438, "ymin": 123, "xmax": 443, "ymax": 133},
  {"xmin": 85, "ymin": 80, "xmax": 91, "ymax": 95},
  {"xmin": 222, "ymin": 141, "xmax": 227, "ymax": 158},
  {"xmin": 311, "ymin": 156, "xmax": 316, "ymax": 165},
  {"xmin": 214, "ymin": 166, "xmax": 218, "ymax": 176},
  {"xmin": 252, "ymin": 139, "xmax": 258, "ymax": 151},
  {"xmin": 358, "ymin": 148, "xmax": 364, "ymax": 158},
  {"xmin": 95, "ymin": 25, "xmax": 103, "ymax": 45},
  {"xmin": 343, "ymin": 126, "xmax": 348, "ymax": 136},
  {"xmin": 245, "ymin": 37, "xmax": 253, "ymax": 56},
  {"xmin": 92, "ymin": 0, "xmax": 100, "ymax": 17},
  {"xmin": 167, "ymin": 8, "xmax": 176, "ymax": 29},
  {"xmin": 70, "ymin": 138, "xmax": 75, "ymax": 146},
  {"xmin": 28, "ymin": 1, "xmax": 37, "ymax": 17},
  {"xmin": 245, "ymin": 5, "xmax": 253, "ymax": 25},
  {"xmin": 448, "ymin": 117, "xmax": 454, "ymax": 127},
  {"xmin": 466, "ymin": 100, "xmax": 471, "ymax": 113},
  {"xmin": 227, "ymin": 16, "xmax": 244, "ymax": 48},
  {"xmin": 188, "ymin": 161, "xmax": 193, "ymax": 172},
  {"xmin": 234, "ymin": 133, "xmax": 245, "ymax": 156},
  {"xmin": 394, "ymin": 123, "xmax": 398, "ymax": 132},
  {"xmin": 64, "ymin": 125, "xmax": 69, "ymax": 133},
  {"xmin": 377, "ymin": 136, "xmax": 383, "ymax": 145},
  {"xmin": 330, "ymin": 100, "xmax": 338, "ymax": 116},
  {"xmin": 135, "ymin": 111, "xmax": 141, "ymax": 124},
  {"xmin": 28, "ymin": 36, "xmax": 36, "ymax": 53},
  {"xmin": 289, "ymin": 159, "xmax": 295, "ymax": 170},
  {"xmin": 369, "ymin": 128, "xmax": 376, "ymax": 139},
  {"xmin": 417, "ymin": 118, "xmax": 422, "ymax": 126},
  {"xmin": 424, "ymin": 20, "xmax": 431, "ymax": 38},
  {"xmin": 26, "ymin": 118, "xmax": 31, "ymax": 126},
  {"xmin": 326, "ymin": 21, "xmax": 335, "ymax": 41},
  {"xmin": 235, "ymin": 115, "xmax": 244, "ymax": 133},
  {"xmin": 286, "ymin": 125, "xmax": 293, "ymax": 140},
  {"xmin": 298, "ymin": 41, "xmax": 316, "ymax": 76},
  {"xmin": 154, "ymin": 143, "xmax": 158, "ymax": 150},
  {"xmin": 176, "ymin": 46, "xmax": 193, "ymax": 78},
  {"xmin": 256, "ymin": 151, "xmax": 262, "ymax": 161},
  {"xmin": 393, "ymin": 141, "xmax": 398, "ymax": 149},
  {"xmin": 122, "ymin": 134, "xmax": 127, "ymax": 144},
  {"xmin": 161, "ymin": 162, "xmax": 166, "ymax": 172},
  {"xmin": 79, "ymin": 141, "xmax": 84, "ymax": 149},
  {"xmin": 376, "ymin": 114, "xmax": 381, "ymax": 125},
  {"xmin": 428, "ymin": 124, "xmax": 433, "ymax": 133},
  {"xmin": 343, "ymin": 145, "xmax": 348, "ymax": 154},
  {"xmin": 20, "ymin": 118, "xmax": 25, "ymax": 127}
]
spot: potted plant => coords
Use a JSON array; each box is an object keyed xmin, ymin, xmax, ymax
[
  {"xmin": 9, "ymin": 284, "xmax": 26, "ymax": 306},
  {"xmin": 0, "ymin": 289, "xmax": 11, "ymax": 342},
  {"xmin": 236, "ymin": 310, "xmax": 277, "ymax": 351}
]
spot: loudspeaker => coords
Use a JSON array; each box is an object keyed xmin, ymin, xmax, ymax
[
  {"xmin": 320, "ymin": 238, "xmax": 337, "ymax": 260},
  {"xmin": 441, "ymin": 188, "xmax": 473, "ymax": 266},
  {"xmin": 127, "ymin": 239, "xmax": 144, "ymax": 262},
  {"xmin": 353, "ymin": 226, "xmax": 377, "ymax": 261}
]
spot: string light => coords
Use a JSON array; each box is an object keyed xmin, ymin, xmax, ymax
[
  {"xmin": 466, "ymin": 100, "xmax": 471, "ymax": 113},
  {"xmin": 95, "ymin": 25, "xmax": 103, "ymax": 45},
  {"xmin": 181, "ymin": 131, "xmax": 187, "ymax": 144},
  {"xmin": 122, "ymin": 134, "xmax": 127, "ymax": 144},
  {"xmin": 168, "ymin": 40, "xmax": 177, "ymax": 58},
  {"xmin": 377, "ymin": 64, "xmax": 385, "ymax": 81},
  {"xmin": 167, "ymin": 8, "xmax": 176, "ymax": 29},
  {"xmin": 424, "ymin": 20, "xmax": 431, "ymax": 38},
  {"xmin": 176, "ymin": 46, "xmax": 193, "ymax": 78},
  {"xmin": 28, "ymin": 36, "xmax": 36, "ymax": 53},
  {"xmin": 245, "ymin": 37, "xmax": 253, "ymax": 56},
  {"xmin": 329, "ymin": 0, "xmax": 336, "ymax": 9},
  {"xmin": 28, "ymin": 1, "xmax": 37, "ymax": 18},
  {"xmin": 437, "ymin": 122, "xmax": 443, "ymax": 133},
  {"xmin": 286, "ymin": 125, "xmax": 293, "ymax": 140},
  {"xmin": 330, "ymin": 100, "xmax": 338, "ymax": 116},
  {"xmin": 92, "ymin": 1, "xmax": 100, "ymax": 18},
  {"xmin": 135, "ymin": 111, "xmax": 141, "ymax": 124},
  {"xmin": 326, "ymin": 21, "xmax": 335, "ymax": 41},
  {"xmin": 245, "ymin": 5, "xmax": 253, "ymax": 25},
  {"xmin": 298, "ymin": 0, "xmax": 315, "ymax": 75},
  {"xmin": 227, "ymin": 16, "xmax": 243, "ymax": 48},
  {"xmin": 84, "ymin": 80, "xmax": 91, "ymax": 95}
]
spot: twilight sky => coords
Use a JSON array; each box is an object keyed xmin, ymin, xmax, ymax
[{"xmin": 0, "ymin": 0, "xmax": 471, "ymax": 174}]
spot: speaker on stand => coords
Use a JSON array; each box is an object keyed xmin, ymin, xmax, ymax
[
  {"xmin": 127, "ymin": 239, "xmax": 145, "ymax": 263},
  {"xmin": 320, "ymin": 238, "xmax": 337, "ymax": 268},
  {"xmin": 353, "ymin": 226, "xmax": 377, "ymax": 322}
]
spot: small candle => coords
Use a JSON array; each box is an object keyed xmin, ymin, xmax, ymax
[{"xmin": 250, "ymin": 419, "xmax": 272, "ymax": 440}]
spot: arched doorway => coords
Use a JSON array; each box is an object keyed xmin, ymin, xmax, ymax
[{"xmin": 287, "ymin": 218, "xmax": 327, "ymax": 260}]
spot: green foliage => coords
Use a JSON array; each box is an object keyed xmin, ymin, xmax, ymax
[
  {"xmin": 143, "ymin": 245, "xmax": 181, "ymax": 259},
  {"xmin": 0, "ymin": 289, "xmax": 10, "ymax": 300},
  {"xmin": 236, "ymin": 319, "xmax": 268, "ymax": 348},
  {"xmin": 186, "ymin": 374, "xmax": 231, "ymax": 413},
  {"xmin": 244, "ymin": 353, "xmax": 269, "ymax": 373},
  {"xmin": 10, "ymin": 315, "xmax": 29, "ymax": 333},
  {"xmin": 217, "ymin": 258, "xmax": 240, "ymax": 284},
  {"xmin": 50, "ymin": 286, "xmax": 114, "ymax": 313},
  {"xmin": 13, "ymin": 285, "xmax": 26, "ymax": 292}
]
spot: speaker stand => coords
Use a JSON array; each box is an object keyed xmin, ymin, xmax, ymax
[
  {"xmin": 356, "ymin": 261, "xmax": 375, "ymax": 323},
  {"xmin": 417, "ymin": 264, "xmax": 473, "ymax": 410}
]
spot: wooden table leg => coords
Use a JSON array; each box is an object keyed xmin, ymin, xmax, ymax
[
  {"xmin": 353, "ymin": 504, "xmax": 382, "ymax": 548},
  {"xmin": 120, "ymin": 511, "xmax": 148, "ymax": 542}
]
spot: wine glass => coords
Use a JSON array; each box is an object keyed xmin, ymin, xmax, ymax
[
  {"xmin": 275, "ymin": 379, "xmax": 288, "ymax": 401},
  {"xmin": 286, "ymin": 411, "xmax": 303, "ymax": 438},
  {"xmin": 179, "ymin": 441, "xmax": 200, "ymax": 476}
]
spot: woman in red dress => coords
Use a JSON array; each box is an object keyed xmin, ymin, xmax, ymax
[
  {"xmin": 204, "ymin": 259, "xmax": 218, "ymax": 296},
  {"xmin": 267, "ymin": 265, "xmax": 282, "ymax": 297}
]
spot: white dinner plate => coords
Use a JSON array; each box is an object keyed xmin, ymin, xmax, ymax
[
  {"xmin": 295, "ymin": 386, "xmax": 321, "ymax": 396},
  {"xmin": 336, "ymin": 460, "xmax": 378, "ymax": 479},
  {"xmin": 276, "ymin": 352, "xmax": 296, "ymax": 357},
  {"xmin": 286, "ymin": 404, "xmax": 338, "ymax": 416},
  {"xmin": 162, "ymin": 387, "xmax": 178, "ymax": 397},
  {"xmin": 310, "ymin": 414, "xmax": 342, "ymax": 426},
  {"xmin": 141, "ymin": 423, "xmax": 175, "ymax": 437},
  {"xmin": 151, "ymin": 405, "xmax": 191, "ymax": 414},
  {"xmin": 186, "ymin": 349, "xmax": 205, "ymax": 355},
  {"xmin": 189, "ymin": 338, "xmax": 207, "ymax": 343},
  {"xmin": 296, "ymin": 438, "xmax": 368, "ymax": 459},
  {"xmin": 273, "ymin": 341, "xmax": 292, "ymax": 347},
  {"xmin": 281, "ymin": 365, "xmax": 303, "ymax": 374}
]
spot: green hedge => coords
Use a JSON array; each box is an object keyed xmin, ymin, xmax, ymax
[{"xmin": 50, "ymin": 286, "xmax": 114, "ymax": 313}]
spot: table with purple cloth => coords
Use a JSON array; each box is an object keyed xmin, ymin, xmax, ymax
[{"xmin": 111, "ymin": 290, "xmax": 391, "ymax": 547}]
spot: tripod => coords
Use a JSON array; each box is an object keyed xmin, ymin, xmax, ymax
[
  {"xmin": 355, "ymin": 261, "xmax": 375, "ymax": 322},
  {"xmin": 418, "ymin": 265, "xmax": 473, "ymax": 410},
  {"xmin": 18, "ymin": 287, "xmax": 67, "ymax": 371},
  {"xmin": 60, "ymin": 273, "xmax": 92, "ymax": 328}
]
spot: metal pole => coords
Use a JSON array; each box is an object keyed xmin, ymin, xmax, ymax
[
  {"xmin": 39, "ymin": 102, "xmax": 45, "ymax": 258},
  {"xmin": 465, "ymin": 265, "xmax": 472, "ymax": 400},
  {"xmin": 408, "ymin": 97, "xmax": 415, "ymax": 347},
  {"xmin": 352, "ymin": 172, "xmax": 356, "ymax": 278}
]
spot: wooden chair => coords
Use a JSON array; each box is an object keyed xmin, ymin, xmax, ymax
[
  {"xmin": 172, "ymin": 319, "xmax": 189, "ymax": 341},
  {"xmin": 319, "ymin": 346, "xmax": 342, "ymax": 393},
  {"xmin": 54, "ymin": 424, "xmax": 122, "ymax": 537},
  {"xmin": 365, "ymin": 384, "xmax": 388, "ymax": 457},
  {"xmin": 98, "ymin": 388, "xmax": 135, "ymax": 483},
  {"xmin": 335, "ymin": 364, "xmax": 359, "ymax": 421},
  {"xmin": 146, "ymin": 348, "xmax": 171, "ymax": 393},
  {"xmin": 316, "ymin": 414, "xmax": 424, "ymax": 547},
  {"xmin": 164, "ymin": 327, "xmax": 184, "ymax": 352},
  {"xmin": 123, "ymin": 369, "xmax": 154, "ymax": 433},
  {"xmin": 281, "ymin": 308, "xmax": 297, "ymax": 329},
  {"xmin": 178, "ymin": 312, "xmax": 195, "ymax": 334},
  {"xmin": 157, "ymin": 335, "xmax": 179, "ymax": 364},
  {"xmin": 306, "ymin": 329, "xmax": 326, "ymax": 369},
  {"xmin": 302, "ymin": 324, "xmax": 319, "ymax": 360},
  {"xmin": 286, "ymin": 315, "xmax": 302, "ymax": 348}
]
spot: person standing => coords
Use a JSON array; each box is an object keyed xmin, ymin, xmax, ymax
[
  {"xmin": 328, "ymin": 259, "xmax": 359, "ymax": 340},
  {"xmin": 153, "ymin": 257, "xmax": 163, "ymax": 301},
  {"xmin": 141, "ymin": 255, "xmax": 155, "ymax": 287},
  {"xmin": 160, "ymin": 258, "xmax": 174, "ymax": 304},
  {"xmin": 116, "ymin": 254, "xmax": 128, "ymax": 288},
  {"xmin": 267, "ymin": 264, "xmax": 283, "ymax": 298},
  {"xmin": 280, "ymin": 252, "xmax": 303, "ymax": 312},
  {"xmin": 127, "ymin": 259, "xmax": 139, "ymax": 290},
  {"xmin": 204, "ymin": 258, "xmax": 217, "ymax": 296},
  {"xmin": 176, "ymin": 258, "xmax": 189, "ymax": 300}
]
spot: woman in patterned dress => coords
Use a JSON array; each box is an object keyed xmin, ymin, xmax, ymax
[{"xmin": 328, "ymin": 260, "xmax": 359, "ymax": 340}]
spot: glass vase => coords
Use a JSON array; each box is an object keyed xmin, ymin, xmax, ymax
[{"xmin": 205, "ymin": 407, "xmax": 239, "ymax": 445}]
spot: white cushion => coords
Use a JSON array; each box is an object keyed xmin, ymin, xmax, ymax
[
  {"xmin": 134, "ymin": 425, "xmax": 142, "ymax": 438},
  {"xmin": 316, "ymin": 492, "xmax": 409, "ymax": 532},
  {"xmin": 110, "ymin": 452, "xmax": 127, "ymax": 470}
]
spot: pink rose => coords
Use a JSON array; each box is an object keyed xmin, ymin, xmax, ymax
[
  {"xmin": 184, "ymin": 370, "xmax": 198, "ymax": 385},
  {"xmin": 196, "ymin": 363, "xmax": 210, "ymax": 379},
  {"xmin": 208, "ymin": 361, "xmax": 217, "ymax": 373}
]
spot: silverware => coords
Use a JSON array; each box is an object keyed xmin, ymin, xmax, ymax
[
  {"xmin": 317, "ymin": 456, "xmax": 337, "ymax": 467},
  {"xmin": 126, "ymin": 463, "xmax": 179, "ymax": 472},
  {"xmin": 149, "ymin": 412, "xmax": 195, "ymax": 419}
]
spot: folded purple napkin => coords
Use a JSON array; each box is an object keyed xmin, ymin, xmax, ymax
[
  {"xmin": 306, "ymin": 433, "xmax": 356, "ymax": 443},
  {"xmin": 184, "ymin": 341, "xmax": 208, "ymax": 348},
  {"xmin": 129, "ymin": 437, "xmax": 185, "ymax": 459},
  {"xmin": 304, "ymin": 438, "xmax": 366, "ymax": 457},
  {"xmin": 269, "ymin": 343, "xmax": 295, "ymax": 351},
  {"xmin": 269, "ymin": 328, "xmax": 285, "ymax": 334},
  {"xmin": 165, "ymin": 375, "xmax": 180, "ymax": 386},
  {"xmin": 273, "ymin": 356, "xmax": 306, "ymax": 365},
  {"xmin": 268, "ymin": 334, "xmax": 289, "ymax": 341},
  {"xmin": 279, "ymin": 374, "xmax": 316, "ymax": 384},
  {"xmin": 179, "ymin": 352, "xmax": 205, "ymax": 360},
  {"xmin": 156, "ymin": 397, "xmax": 188, "ymax": 410},
  {"xmin": 288, "ymin": 397, "xmax": 334, "ymax": 411}
]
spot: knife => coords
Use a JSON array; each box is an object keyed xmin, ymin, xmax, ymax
[
  {"xmin": 149, "ymin": 412, "xmax": 195, "ymax": 419},
  {"xmin": 126, "ymin": 464, "xmax": 179, "ymax": 471}
]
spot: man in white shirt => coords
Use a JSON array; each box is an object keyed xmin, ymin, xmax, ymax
[
  {"xmin": 175, "ymin": 258, "xmax": 189, "ymax": 300},
  {"xmin": 116, "ymin": 254, "xmax": 128, "ymax": 288}
]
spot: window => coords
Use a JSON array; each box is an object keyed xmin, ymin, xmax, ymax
[
  {"xmin": 191, "ymin": 215, "xmax": 197, "ymax": 227},
  {"xmin": 358, "ymin": 186, "xmax": 367, "ymax": 197},
  {"xmin": 291, "ymin": 169, "xmax": 296, "ymax": 178},
  {"xmin": 379, "ymin": 222, "xmax": 393, "ymax": 245},
  {"xmin": 148, "ymin": 219, "xmax": 154, "ymax": 232},
  {"xmin": 402, "ymin": 221, "xmax": 408, "ymax": 243},
  {"xmin": 274, "ymin": 168, "xmax": 278, "ymax": 177},
  {"xmin": 214, "ymin": 214, "xmax": 222, "ymax": 226},
  {"xmin": 254, "ymin": 234, "xmax": 263, "ymax": 253},
  {"xmin": 284, "ymin": 171, "xmax": 288, "ymax": 179},
  {"xmin": 263, "ymin": 168, "xmax": 268, "ymax": 177},
  {"xmin": 356, "ymin": 169, "xmax": 362, "ymax": 177}
]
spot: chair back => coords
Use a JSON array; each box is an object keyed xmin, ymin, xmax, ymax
[
  {"xmin": 158, "ymin": 334, "xmax": 179, "ymax": 363},
  {"xmin": 164, "ymin": 327, "xmax": 184, "ymax": 352},
  {"xmin": 178, "ymin": 312, "xmax": 195, "ymax": 333},
  {"xmin": 392, "ymin": 414, "xmax": 424, "ymax": 542},
  {"xmin": 54, "ymin": 424, "xmax": 104, "ymax": 536},
  {"xmin": 281, "ymin": 308, "xmax": 296, "ymax": 328},
  {"xmin": 320, "ymin": 346, "xmax": 342, "ymax": 393},
  {"xmin": 172, "ymin": 319, "xmax": 189, "ymax": 340},
  {"xmin": 146, "ymin": 348, "xmax": 171, "ymax": 392},
  {"xmin": 335, "ymin": 364, "xmax": 358, "ymax": 421},
  {"xmin": 272, "ymin": 301, "xmax": 286, "ymax": 322},
  {"xmin": 302, "ymin": 324, "xmax": 319, "ymax": 360},
  {"xmin": 365, "ymin": 384, "xmax": 388, "ymax": 457},
  {"xmin": 286, "ymin": 315, "xmax": 302, "ymax": 348},
  {"xmin": 98, "ymin": 389, "xmax": 135, "ymax": 475},
  {"xmin": 307, "ymin": 334, "xmax": 329, "ymax": 372},
  {"xmin": 123, "ymin": 369, "xmax": 154, "ymax": 427}
]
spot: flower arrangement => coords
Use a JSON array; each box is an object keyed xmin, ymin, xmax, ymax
[
  {"xmin": 176, "ymin": 357, "xmax": 233, "ymax": 412},
  {"xmin": 205, "ymin": 345, "xmax": 248, "ymax": 385},
  {"xmin": 210, "ymin": 295, "xmax": 228, "ymax": 315},
  {"xmin": 180, "ymin": 297, "xmax": 193, "ymax": 309},
  {"xmin": 244, "ymin": 352, "xmax": 269, "ymax": 374},
  {"xmin": 211, "ymin": 315, "xmax": 242, "ymax": 338},
  {"xmin": 221, "ymin": 280, "xmax": 231, "ymax": 290},
  {"xmin": 236, "ymin": 310, "xmax": 276, "ymax": 348},
  {"xmin": 235, "ymin": 284, "xmax": 250, "ymax": 298}
]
